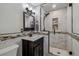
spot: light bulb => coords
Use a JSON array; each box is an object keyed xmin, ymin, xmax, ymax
[{"xmin": 29, "ymin": 7, "xmax": 32, "ymax": 10}]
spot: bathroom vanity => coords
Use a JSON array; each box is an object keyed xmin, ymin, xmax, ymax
[
  {"xmin": 0, "ymin": 32, "xmax": 44, "ymax": 56},
  {"xmin": 22, "ymin": 35, "xmax": 44, "ymax": 56}
]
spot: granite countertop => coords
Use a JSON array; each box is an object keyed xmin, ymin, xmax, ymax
[
  {"xmin": 21, "ymin": 34, "xmax": 44, "ymax": 41},
  {"xmin": 0, "ymin": 31, "xmax": 44, "ymax": 42}
]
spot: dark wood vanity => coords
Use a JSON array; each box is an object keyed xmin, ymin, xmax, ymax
[
  {"xmin": 22, "ymin": 37, "xmax": 44, "ymax": 56},
  {"xmin": 22, "ymin": 7, "xmax": 44, "ymax": 56},
  {"xmin": 22, "ymin": 8, "xmax": 44, "ymax": 56}
]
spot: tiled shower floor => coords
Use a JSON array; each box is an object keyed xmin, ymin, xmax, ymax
[{"xmin": 50, "ymin": 47, "xmax": 69, "ymax": 56}]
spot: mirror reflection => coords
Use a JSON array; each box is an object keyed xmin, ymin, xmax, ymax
[{"xmin": 25, "ymin": 13, "xmax": 34, "ymax": 30}]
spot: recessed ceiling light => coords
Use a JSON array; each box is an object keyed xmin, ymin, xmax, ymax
[{"xmin": 52, "ymin": 4, "xmax": 56, "ymax": 8}]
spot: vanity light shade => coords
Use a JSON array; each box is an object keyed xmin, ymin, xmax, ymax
[{"xmin": 29, "ymin": 7, "xmax": 32, "ymax": 10}]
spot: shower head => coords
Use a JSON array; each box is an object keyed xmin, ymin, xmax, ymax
[
  {"xmin": 45, "ymin": 13, "xmax": 50, "ymax": 17},
  {"xmin": 43, "ymin": 12, "xmax": 50, "ymax": 31}
]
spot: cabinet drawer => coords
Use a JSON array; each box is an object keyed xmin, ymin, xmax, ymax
[{"xmin": 22, "ymin": 37, "xmax": 44, "ymax": 56}]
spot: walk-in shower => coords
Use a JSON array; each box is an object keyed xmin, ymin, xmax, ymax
[{"xmin": 40, "ymin": 3, "xmax": 72, "ymax": 56}]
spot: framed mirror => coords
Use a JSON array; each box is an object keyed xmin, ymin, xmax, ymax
[{"xmin": 23, "ymin": 12, "xmax": 35, "ymax": 31}]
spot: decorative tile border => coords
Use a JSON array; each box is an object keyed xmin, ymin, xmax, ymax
[
  {"xmin": 0, "ymin": 31, "xmax": 79, "ymax": 41},
  {"xmin": 49, "ymin": 31, "xmax": 79, "ymax": 41}
]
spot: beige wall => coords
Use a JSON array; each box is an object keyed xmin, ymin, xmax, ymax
[{"xmin": 0, "ymin": 3, "xmax": 23, "ymax": 34}]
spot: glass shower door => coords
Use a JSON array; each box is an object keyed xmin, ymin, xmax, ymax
[{"xmin": 49, "ymin": 32, "xmax": 72, "ymax": 56}]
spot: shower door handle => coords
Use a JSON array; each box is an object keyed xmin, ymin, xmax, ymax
[{"xmin": 53, "ymin": 26, "xmax": 56, "ymax": 34}]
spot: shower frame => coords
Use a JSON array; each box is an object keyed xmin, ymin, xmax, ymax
[{"xmin": 40, "ymin": 3, "xmax": 73, "ymax": 55}]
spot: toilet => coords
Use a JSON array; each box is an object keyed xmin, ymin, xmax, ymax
[{"xmin": 0, "ymin": 44, "xmax": 19, "ymax": 56}]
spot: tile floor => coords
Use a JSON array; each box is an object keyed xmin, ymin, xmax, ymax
[{"xmin": 50, "ymin": 47, "xmax": 69, "ymax": 56}]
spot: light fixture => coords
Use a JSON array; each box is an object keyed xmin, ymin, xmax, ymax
[
  {"xmin": 29, "ymin": 7, "xmax": 32, "ymax": 10},
  {"xmin": 52, "ymin": 4, "xmax": 56, "ymax": 8},
  {"xmin": 22, "ymin": 4, "xmax": 35, "ymax": 15}
]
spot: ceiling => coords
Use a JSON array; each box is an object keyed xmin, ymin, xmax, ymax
[
  {"xmin": 24, "ymin": 3, "xmax": 68, "ymax": 12},
  {"xmin": 28, "ymin": 3, "xmax": 43, "ymax": 7},
  {"xmin": 41, "ymin": 3, "xmax": 68, "ymax": 12},
  {"xmin": 28, "ymin": 3, "xmax": 68, "ymax": 12}
]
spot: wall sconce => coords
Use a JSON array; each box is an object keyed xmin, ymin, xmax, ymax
[{"xmin": 23, "ymin": 4, "xmax": 35, "ymax": 15}]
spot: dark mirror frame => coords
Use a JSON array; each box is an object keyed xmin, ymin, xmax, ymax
[{"xmin": 23, "ymin": 11, "xmax": 35, "ymax": 31}]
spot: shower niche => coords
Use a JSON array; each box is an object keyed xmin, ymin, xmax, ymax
[{"xmin": 52, "ymin": 18, "xmax": 58, "ymax": 32}]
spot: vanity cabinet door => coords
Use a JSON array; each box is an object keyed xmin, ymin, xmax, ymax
[
  {"xmin": 22, "ymin": 37, "xmax": 44, "ymax": 56},
  {"xmin": 33, "ymin": 44, "xmax": 42, "ymax": 56},
  {"xmin": 33, "ymin": 38, "xmax": 43, "ymax": 56}
]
